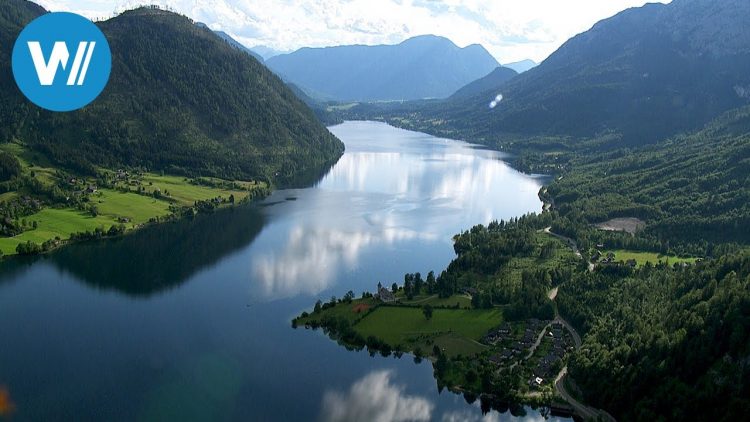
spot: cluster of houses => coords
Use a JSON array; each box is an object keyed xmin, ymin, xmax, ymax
[
  {"xmin": 528, "ymin": 322, "xmax": 575, "ymax": 389},
  {"xmin": 484, "ymin": 319, "xmax": 576, "ymax": 390},
  {"xmin": 486, "ymin": 319, "xmax": 550, "ymax": 366},
  {"xmin": 66, "ymin": 177, "xmax": 98, "ymax": 196}
]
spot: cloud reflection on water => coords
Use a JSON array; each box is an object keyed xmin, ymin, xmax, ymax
[
  {"xmin": 321, "ymin": 370, "xmax": 433, "ymax": 422},
  {"xmin": 252, "ymin": 223, "xmax": 432, "ymax": 299},
  {"xmin": 249, "ymin": 122, "xmax": 543, "ymax": 300}
]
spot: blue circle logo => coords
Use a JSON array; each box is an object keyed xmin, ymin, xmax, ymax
[{"xmin": 12, "ymin": 12, "xmax": 112, "ymax": 112}]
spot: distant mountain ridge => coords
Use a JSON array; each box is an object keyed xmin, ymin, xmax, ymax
[
  {"xmin": 196, "ymin": 23, "xmax": 264, "ymax": 63},
  {"xmin": 450, "ymin": 66, "xmax": 518, "ymax": 99},
  {"xmin": 396, "ymin": 0, "xmax": 750, "ymax": 146},
  {"xmin": 266, "ymin": 35, "xmax": 500, "ymax": 102},
  {"xmin": 251, "ymin": 45, "xmax": 288, "ymax": 60},
  {"xmin": 0, "ymin": 1, "xmax": 343, "ymax": 183},
  {"xmin": 503, "ymin": 59, "xmax": 537, "ymax": 73}
]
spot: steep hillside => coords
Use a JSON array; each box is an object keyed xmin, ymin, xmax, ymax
[
  {"xmin": 266, "ymin": 35, "xmax": 499, "ymax": 101},
  {"xmin": 450, "ymin": 66, "xmax": 517, "ymax": 99},
  {"xmin": 0, "ymin": 0, "xmax": 46, "ymax": 142},
  {"xmin": 209, "ymin": 27, "xmax": 265, "ymax": 63},
  {"xmin": 1, "ymin": 2, "xmax": 343, "ymax": 183},
  {"xmin": 548, "ymin": 106, "xmax": 750, "ymax": 245}
]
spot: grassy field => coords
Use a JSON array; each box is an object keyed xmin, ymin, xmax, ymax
[
  {"xmin": 0, "ymin": 208, "xmax": 120, "ymax": 255},
  {"xmin": 603, "ymin": 249, "xmax": 697, "ymax": 267},
  {"xmin": 139, "ymin": 174, "xmax": 255, "ymax": 206},
  {"xmin": 93, "ymin": 189, "xmax": 172, "ymax": 223},
  {"xmin": 297, "ymin": 298, "xmax": 380, "ymax": 326},
  {"xmin": 399, "ymin": 294, "xmax": 472, "ymax": 309},
  {"xmin": 355, "ymin": 306, "xmax": 500, "ymax": 356},
  {"xmin": 0, "ymin": 173, "xmax": 263, "ymax": 256}
]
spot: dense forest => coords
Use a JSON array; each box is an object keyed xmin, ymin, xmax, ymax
[
  {"xmin": 0, "ymin": 2, "xmax": 344, "ymax": 184},
  {"xmin": 548, "ymin": 106, "xmax": 750, "ymax": 246},
  {"xmin": 558, "ymin": 252, "xmax": 750, "ymax": 421},
  {"xmin": 439, "ymin": 217, "xmax": 750, "ymax": 421}
]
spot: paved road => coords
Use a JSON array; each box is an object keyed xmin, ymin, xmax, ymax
[
  {"xmin": 524, "ymin": 322, "xmax": 553, "ymax": 360},
  {"xmin": 543, "ymin": 227, "xmax": 615, "ymax": 421},
  {"xmin": 555, "ymin": 367, "xmax": 615, "ymax": 422},
  {"xmin": 543, "ymin": 227, "xmax": 581, "ymax": 258}
]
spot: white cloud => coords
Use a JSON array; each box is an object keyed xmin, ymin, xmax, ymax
[
  {"xmin": 38, "ymin": 0, "xmax": 671, "ymax": 63},
  {"xmin": 321, "ymin": 370, "xmax": 434, "ymax": 422}
]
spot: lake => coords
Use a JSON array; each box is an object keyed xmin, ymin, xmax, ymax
[{"xmin": 0, "ymin": 121, "xmax": 569, "ymax": 421}]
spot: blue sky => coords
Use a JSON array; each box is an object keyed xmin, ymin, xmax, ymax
[{"xmin": 38, "ymin": 0, "xmax": 671, "ymax": 63}]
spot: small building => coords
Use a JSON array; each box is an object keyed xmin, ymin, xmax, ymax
[
  {"xmin": 529, "ymin": 377, "xmax": 544, "ymax": 389},
  {"xmin": 85, "ymin": 185, "xmax": 97, "ymax": 194},
  {"xmin": 375, "ymin": 282, "xmax": 396, "ymax": 303},
  {"xmin": 489, "ymin": 354, "xmax": 504, "ymax": 365},
  {"xmin": 626, "ymin": 259, "xmax": 638, "ymax": 268},
  {"xmin": 462, "ymin": 287, "xmax": 479, "ymax": 297}
]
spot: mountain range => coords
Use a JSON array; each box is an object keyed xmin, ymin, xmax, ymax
[
  {"xmin": 502, "ymin": 59, "xmax": 537, "ymax": 73},
  {"xmin": 265, "ymin": 35, "xmax": 501, "ymax": 102},
  {"xmin": 0, "ymin": 2, "xmax": 343, "ymax": 183},
  {"xmin": 450, "ymin": 66, "xmax": 518, "ymax": 99},
  {"xmin": 196, "ymin": 23, "xmax": 264, "ymax": 63},
  {"xmin": 365, "ymin": 0, "xmax": 750, "ymax": 147},
  {"xmin": 251, "ymin": 45, "xmax": 288, "ymax": 61}
]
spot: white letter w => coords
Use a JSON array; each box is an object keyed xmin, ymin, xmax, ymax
[{"xmin": 27, "ymin": 41, "xmax": 96, "ymax": 86}]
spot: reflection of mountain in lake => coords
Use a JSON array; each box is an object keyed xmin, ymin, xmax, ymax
[{"xmin": 46, "ymin": 207, "xmax": 266, "ymax": 297}]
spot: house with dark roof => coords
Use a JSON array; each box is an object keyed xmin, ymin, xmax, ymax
[{"xmin": 375, "ymin": 283, "xmax": 396, "ymax": 303}]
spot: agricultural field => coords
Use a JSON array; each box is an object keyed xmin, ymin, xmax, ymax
[
  {"xmin": 137, "ymin": 174, "xmax": 257, "ymax": 206},
  {"xmin": 355, "ymin": 306, "xmax": 500, "ymax": 357},
  {"xmin": 0, "ymin": 144, "xmax": 267, "ymax": 256},
  {"xmin": 602, "ymin": 249, "xmax": 697, "ymax": 267},
  {"xmin": 399, "ymin": 294, "xmax": 472, "ymax": 309},
  {"xmin": 0, "ymin": 208, "xmax": 120, "ymax": 255},
  {"xmin": 93, "ymin": 189, "xmax": 172, "ymax": 223}
]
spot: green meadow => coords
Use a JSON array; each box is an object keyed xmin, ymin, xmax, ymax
[
  {"xmin": 603, "ymin": 249, "xmax": 697, "ymax": 267},
  {"xmin": 0, "ymin": 142, "xmax": 266, "ymax": 256},
  {"xmin": 0, "ymin": 208, "xmax": 118, "ymax": 255},
  {"xmin": 139, "ymin": 174, "xmax": 256, "ymax": 206},
  {"xmin": 355, "ymin": 306, "xmax": 501, "ymax": 357}
]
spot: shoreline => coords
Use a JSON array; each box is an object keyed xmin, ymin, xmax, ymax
[{"xmin": 0, "ymin": 174, "xmax": 271, "ymax": 259}]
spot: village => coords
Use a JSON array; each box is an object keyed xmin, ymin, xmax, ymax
[
  {"xmin": 483, "ymin": 319, "xmax": 575, "ymax": 390},
  {"xmin": 372, "ymin": 280, "xmax": 577, "ymax": 391}
]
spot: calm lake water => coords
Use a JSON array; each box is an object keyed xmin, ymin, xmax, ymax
[{"xmin": 0, "ymin": 121, "xmax": 569, "ymax": 421}]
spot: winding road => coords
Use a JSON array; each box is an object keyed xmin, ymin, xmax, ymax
[{"xmin": 544, "ymin": 228, "xmax": 615, "ymax": 421}]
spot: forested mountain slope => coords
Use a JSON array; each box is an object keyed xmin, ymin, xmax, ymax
[
  {"xmin": 547, "ymin": 106, "xmax": 750, "ymax": 245},
  {"xmin": 353, "ymin": 0, "xmax": 750, "ymax": 148},
  {"xmin": 450, "ymin": 66, "xmax": 517, "ymax": 99},
  {"xmin": 0, "ymin": 2, "xmax": 344, "ymax": 183}
]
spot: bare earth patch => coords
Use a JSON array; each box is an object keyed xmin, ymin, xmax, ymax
[
  {"xmin": 352, "ymin": 303, "xmax": 371, "ymax": 314},
  {"xmin": 594, "ymin": 218, "xmax": 646, "ymax": 235}
]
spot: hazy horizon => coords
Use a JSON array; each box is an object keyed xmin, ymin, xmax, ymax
[{"xmin": 38, "ymin": 0, "xmax": 671, "ymax": 63}]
